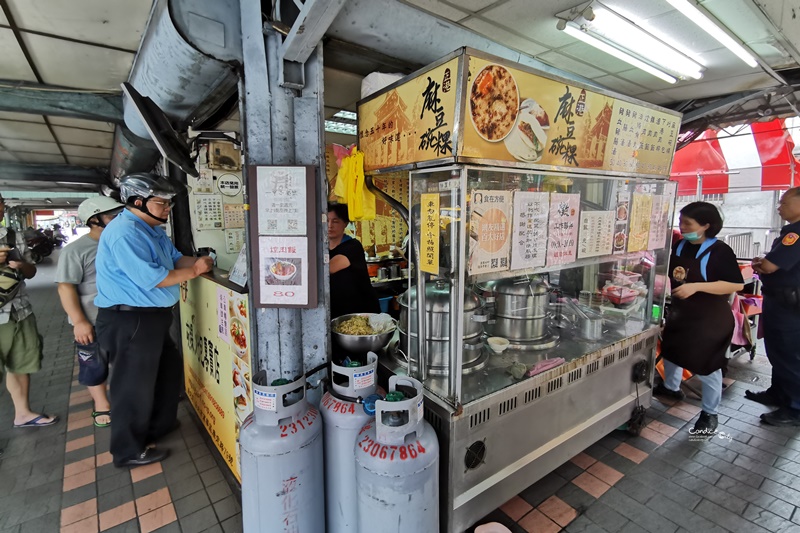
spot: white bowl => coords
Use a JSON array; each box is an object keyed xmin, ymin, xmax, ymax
[{"xmin": 487, "ymin": 336, "xmax": 510, "ymax": 353}]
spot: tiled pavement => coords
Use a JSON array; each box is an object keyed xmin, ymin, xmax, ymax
[
  {"xmin": 3, "ymin": 250, "xmax": 800, "ymax": 533},
  {"xmin": 0, "ymin": 250, "xmax": 243, "ymax": 533}
]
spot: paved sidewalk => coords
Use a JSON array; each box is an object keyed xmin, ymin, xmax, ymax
[{"xmin": 0, "ymin": 251, "xmax": 243, "ymax": 533}]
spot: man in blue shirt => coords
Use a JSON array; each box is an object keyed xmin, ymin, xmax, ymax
[
  {"xmin": 95, "ymin": 173, "xmax": 213, "ymax": 467},
  {"xmin": 750, "ymin": 187, "xmax": 800, "ymax": 426}
]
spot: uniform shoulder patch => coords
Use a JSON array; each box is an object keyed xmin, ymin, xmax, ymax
[{"xmin": 782, "ymin": 233, "xmax": 799, "ymax": 246}]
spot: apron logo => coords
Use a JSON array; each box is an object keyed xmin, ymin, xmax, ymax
[
  {"xmin": 782, "ymin": 233, "xmax": 799, "ymax": 246},
  {"xmin": 672, "ymin": 266, "xmax": 687, "ymax": 282}
]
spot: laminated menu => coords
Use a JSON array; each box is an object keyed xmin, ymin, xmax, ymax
[
  {"xmin": 468, "ymin": 190, "xmax": 513, "ymax": 275},
  {"xmin": 510, "ymin": 191, "xmax": 549, "ymax": 270},
  {"xmin": 546, "ymin": 193, "xmax": 580, "ymax": 266}
]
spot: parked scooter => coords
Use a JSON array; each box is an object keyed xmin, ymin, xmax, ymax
[{"xmin": 24, "ymin": 229, "xmax": 54, "ymax": 264}]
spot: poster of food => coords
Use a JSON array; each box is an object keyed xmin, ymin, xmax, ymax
[
  {"xmin": 256, "ymin": 166, "xmax": 307, "ymax": 235},
  {"xmin": 510, "ymin": 191, "xmax": 549, "ymax": 270},
  {"xmin": 468, "ymin": 190, "xmax": 513, "ymax": 275},
  {"xmin": 180, "ymin": 276, "xmax": 252, "ymax": 482},
  {"xmin": 359, "ymin": 58, "xmax": 460, "ymax": 171},
  {"xmin": 647, "ymin": 195, "xmax": 670, "ymax": 251},
  {"xmin": 259, "ymin": 236, "xmax": 309, "ymax": 306},
  {"xmin": 578, "ymin": 211, "xmax": 615, "ymax": 259},
  {"xmin": 420, "ymin": 193, "xmax": 440, "ymax": 275},
  {"xmin": 613, "ymin": 192, "xmax": 630, "ymax": 255},
  {"xmin": 546, "ymin": 193, "xmax": 580, "ymax": 266},
  {"xmin": 627, "ymin": 193, "xmax": 653, "ymax": 252}
]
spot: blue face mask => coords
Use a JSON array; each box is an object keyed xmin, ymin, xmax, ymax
[{"xmin": 682, "ymin": 231, "xmax": 702, "ymax": 242}]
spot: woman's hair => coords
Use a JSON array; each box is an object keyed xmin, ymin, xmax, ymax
[
  {"xmin": 327, "ymin": 202, "xmax": 350, "ymax": 223},
  {"xmin": 679, "ymin": 201, "xmax": 723, "ymax": 237}
]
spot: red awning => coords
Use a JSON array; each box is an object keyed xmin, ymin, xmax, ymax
[{"xmin": 670, "ymin": 118, "xmax": 797, "ymax": 196}]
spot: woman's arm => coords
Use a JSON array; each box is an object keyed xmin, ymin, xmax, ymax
[
  {"xmin": 329, "ymin": 254, "xmax": 350, "ymax": 274},
  {"xmin": 672, "ymin": 280, "xmax": 744, "ymax": 300}
]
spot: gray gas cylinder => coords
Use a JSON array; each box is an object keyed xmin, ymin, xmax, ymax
[
  {"xmin": 355, "ymin": 376, "xmax": 440, "ymax": 533},
  {"xmin": 321, "ymin": 352, "xmax": 380, "ymax": 533},
  {"xmin": 240, "ymin": 374, "xmax": 325, "ymax": 533}
]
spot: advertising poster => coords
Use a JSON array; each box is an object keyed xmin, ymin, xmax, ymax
[
  {"xmin": 180, "ymin": 276, "xmax": 252, "ymax": 482},
  {"xmin": 546, "ymin": 193, "xmax": 580, "ymax": 266},
  {"xmin": 647, "ymin": 195, "xmax": 670, "ymax": 251},
  {"xmin": 419, "ymin": 193, "xmax": 440, "ymax": 274},
  {"xmin": 259, "ymin": 236, "xmax": 309, "ymax": 305},
  {"xmin": 627, "ymin": 193, "xmax": 653, "ymax": 252},
  {"xmin": 510, "ymin": 191, "xmax": 549, "ymax": 270},
  {"xmin": 613, "ymin": 192, "xmax": 630, "ymax": 255},
  {"xmin": 256, "ymin": 166, "xmax": 307, "ymax": 235},
  {"xmin": 468, "ymin": 190, "xmax": 513, "ymax": 275},
  {"xmin": 359, "ymin": 58, "xmax": 460, "ymax": 171},
  {"xmin": 578, "ymin": 211, "xmax": 615, "ymax": 259}
]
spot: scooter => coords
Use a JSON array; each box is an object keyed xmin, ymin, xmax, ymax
[{"xmin": 24, "ymin": 230, "xmax": 54, "ymax": 264}]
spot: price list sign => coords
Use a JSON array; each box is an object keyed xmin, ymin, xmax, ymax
[
  {"xmin": 578, "ymin": 211, "xmax": 615, "ymax": 259},
  {"xmin": 647, "ymin": 195, "xmax": 670, "ymax": 251},
  {"xmin": 546, "ymin": 193, "xmax": 580, "ymax": 266},
  {"xmin": 510, "ymin": 191, "xmax": 549, "ymax": 270},
  {"xmin": 605, "ymin": 102, "xmax": 679, "ymax": 176},
  {"xmin": 420, "ymin": 193, "xmax": 440, "ymax": 275}
]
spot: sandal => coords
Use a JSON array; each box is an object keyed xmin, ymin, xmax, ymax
[{"xmin": 92, "ymin": 410, "xmax": 111, "ymax": 428}]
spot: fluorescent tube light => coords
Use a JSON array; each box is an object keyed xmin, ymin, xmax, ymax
[
  {"xmin": 563, "ymin": 23, "xmax": 677, "ymax": 83},
  {"xmin": 665, "ymin": 0, "xmax": 758, "ymax": 68},
  {"xmin": 590, "ymin": 7, "xmax": 704, "ymax": 79},
  {"xmin": 325, "ymin": 120, "xmax": 357, "ymax": 135},
  {"xmin": 333, "ymin": 110, "xmax": 357, "ymax": 121}
]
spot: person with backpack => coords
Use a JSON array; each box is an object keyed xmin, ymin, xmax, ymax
[
  {"xmin": 56, "ymin": 196, "xmax": 124, "ymax": 428},
  {"xmin": 0, "ymin": 193, "xmax": 58, "ymax": 428}
]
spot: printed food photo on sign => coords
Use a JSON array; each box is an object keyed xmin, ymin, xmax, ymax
[
  {"xmin": 470, "ymin": 64, "xmax": 519, "ymax": 142},
  {"xmin": 230, "ymin": 317, "xmax": 248, "ymax": 363},
  {"xmin": 266, "ymin": 258, "xmax": 301, "ymax": 285},
  {"xmin": 505, "ymin": 99, "xmax": 549, "ymax": 162},
  {"xmin": 232, "ymin": 358, "xmax": 251, "ymax": 422}
]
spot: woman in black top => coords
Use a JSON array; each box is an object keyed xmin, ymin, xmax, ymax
[
  {"xmin": 656, "ymin": 202, "xmax": 744, "ymax": 435},
  {"xmin": 328, "ymin": 203, "xmax": 380, "ymax": 319}
]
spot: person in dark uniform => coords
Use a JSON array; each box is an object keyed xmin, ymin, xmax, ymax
[
  {"xmin": 749, "ymin": 187, "xmax": 800, "ymax": 426},
  {"xmin": 655, "ymin": 202, "xmax": 744, "ymax": 434},
  {"xmin": 327, "ymin": 203, "xmax": 380, "ymax": 319}
]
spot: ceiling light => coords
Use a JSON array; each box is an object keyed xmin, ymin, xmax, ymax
[
  {"xmin": 333, "ymin": 110, "xmax": 357, "ymax": 121},
  {"xmin": 325, "ymin": 120, "xmax": 358, "ymax": 136},
  {"xmin": 562, "ymin": 23, "xmax": 677, "ymax": 83},
  {"xmin": 665, "ymin": 0, "xmax": 758, "ymax": 68}
]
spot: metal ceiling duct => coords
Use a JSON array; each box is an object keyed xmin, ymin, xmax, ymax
[{"xmin": 110, "ymin": 0, "xmax": 242, "ymax": 182}]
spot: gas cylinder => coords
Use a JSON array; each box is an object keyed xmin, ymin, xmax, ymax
[
  {"xmin": 321, "ymin": 352, "xmax": 381, "ymax": 533},
  {"xmin": 239, "ymin": 373, "xmax": 325, "ymax": 533},
  {"xmin": 355, "ymin": 376, "xmax": 440, "ymax": 533}
]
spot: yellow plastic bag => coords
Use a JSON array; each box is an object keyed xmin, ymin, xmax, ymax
[{"xmin": 337, "ymin": 148, "xmax": 375, "ymax": 221}]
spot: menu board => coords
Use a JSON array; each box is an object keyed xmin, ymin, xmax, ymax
[
  {"xmin": 420, "ymin": 193, "xmax": 440, "ymax": 275},
  {"xmin": 647, "ymin": 195, "xmax": 670, "ymax": 251},
  {"xmin": 258, "ymin": 236, "xmax": 309, "ymax": 306},
  {"xmin": 510, "ymin": 191, "xmax": 549, "ymax": 269},
  {"xmin": 469, "ymin": 190, "xmax": 513, "ymax": 275},
  {"xmin": 180, "ymin": 276, "xmax": 252, "ymax": 482},
  {"xmin": 613, "ymin": 192, "xmax": 630, "ymax": 255},
  {"xmin": 578, "ymin": 211, "xmax": 615, "ymax": 259},
  {"xmin": 191, "ymin": 194, "xmax": 224, "ymax": 230},
  {"xmin": 627, "ymin": 193, "xmax": 653, "ymax": 252},
  {"xmin": 546, "ymin": 193, "xmax": 580, "ymax": 266},
  {"xmin": 223, "ymin": 203, "xmax": 246, "ymax": 229},
  {"xmin": 256, "ymin": 166, "xmax": 307, "ymax": 235}
]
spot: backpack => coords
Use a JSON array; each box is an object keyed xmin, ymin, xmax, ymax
[{"xmin": 0, "ymin": 228, "xmax": 22, "ymax": 308}]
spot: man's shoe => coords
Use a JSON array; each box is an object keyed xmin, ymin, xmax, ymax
[
  {"xmin": 114, "ymin": 448, "xmax": 170, "ymax": 468},
  {"xmin": 760, "ymin": 407, "xmax": 800, "ymax": 427},
  {"xmin": 653, "ymin": 382, "xmax": 685, "ymax": 401},
  {"xmin": 693, "ymin": 411, "xmax": 718, "ymax": 435},
  {"xmin": 745, "ymin": 388, "xmax": 784, "ymax": 407}
]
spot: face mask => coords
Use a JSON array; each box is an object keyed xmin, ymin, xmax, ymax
[{"xmin": 682, "ymin": 231, "xmax": 702, "ymax": 242}]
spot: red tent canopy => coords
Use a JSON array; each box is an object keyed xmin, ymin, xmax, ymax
[{"xmin": 670, "ymin": 119, "xmax": 797, "ymax": 196}]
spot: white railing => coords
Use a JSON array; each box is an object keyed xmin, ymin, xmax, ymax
[{"xmin": 721, "ymin": 232, "xmax": 754, "ymax": 259}]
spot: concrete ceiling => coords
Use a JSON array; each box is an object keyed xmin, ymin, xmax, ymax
[{"xmin": 0, "ymin": 0, "xmax": 798, "ymax": 201}]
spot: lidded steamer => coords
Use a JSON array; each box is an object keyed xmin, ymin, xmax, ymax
[
  {"xmin": 321, "ymin": 353, "xmax": 381, "ymax": 533},
  {"xmin": 240, "ymin": 374, "xmax": 324, "ymax": 533},
  {"xmin": 485, "ymin": 276, "xmax": 550, "ymax": 341},
  {"xmin": 355, "ymin": 376, "xmax": 440, "ymax": 533}
]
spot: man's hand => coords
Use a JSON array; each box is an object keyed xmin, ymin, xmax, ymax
[
  {"xmin": 671, "ymin": 283, "xmax": 699, "ymax": 300},
  {"xmin": 0, "ymin": 248, "xmax": 9, "ymax": 264},
  {"xmin": 193, "ymin": 256, "xmax": 213, "ymax": 277},
  {"xmin": 73, "ymin": 320, "xmax": 94, "ymax": 345},
  {"xmin": 7, "ymin": 260, "xmax": 23, "ymax": 270}
]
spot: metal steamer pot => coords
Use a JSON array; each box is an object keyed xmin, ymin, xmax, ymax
[
  {"xmin": 397, "ymin": 280, "xmax": 486, "ymax": 370},
  {"xmin": 485, "ymin": 276, "xmax": 549, "ymax": 341}
]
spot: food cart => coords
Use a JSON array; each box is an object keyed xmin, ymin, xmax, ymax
[{"xmin": 357, "ymin": 48, "xmax": 681, "ymax": 532}]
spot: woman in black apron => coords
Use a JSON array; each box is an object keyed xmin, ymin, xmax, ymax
[{"xmin": 657, "ymin": 202, "xmax": 744, "ymax": 434}]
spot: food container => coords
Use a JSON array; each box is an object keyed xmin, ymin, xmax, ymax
[
  {"xmin": 331, "ymin": 313, "xmax": 397, "ymax": 354},
  {"xmin": 602, "ymin": 284, "xmax": 638, "ymax": 306},
  {"xmin": 377, "ymin": 267, "xmax": 390, "ymax": 280},
  {"xmin": 484, "ymin": 276, "xmax": 550, "ymax": 341},
  {"xmin": 487, "ymin": 337, "xmax": 510, "ymax": 353}
]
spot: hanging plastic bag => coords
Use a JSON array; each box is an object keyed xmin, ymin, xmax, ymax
[{"xmin": 729, "ymin": 293, "xmax": 752, "ymax": 350}]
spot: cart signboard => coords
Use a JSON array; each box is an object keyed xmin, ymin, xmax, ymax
[{"xmin": 358, "ymin": 48, "xmax": 681, "ymax": 178}]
